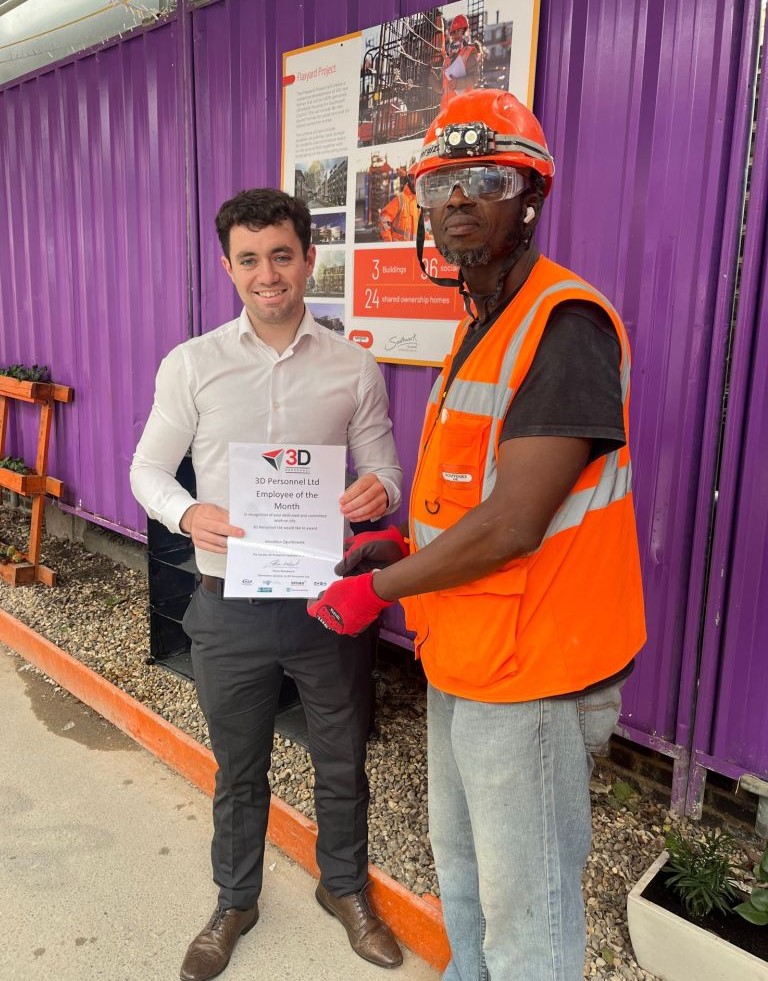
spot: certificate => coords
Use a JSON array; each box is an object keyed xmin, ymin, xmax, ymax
[{"xmin": 224, "ymin": 443, "xmax": 346, "ymax": 598}]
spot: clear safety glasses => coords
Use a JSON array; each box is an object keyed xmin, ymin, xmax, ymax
[{"xmin": 414, "ymin": 164, "xmax": 526, "ymax": 209}]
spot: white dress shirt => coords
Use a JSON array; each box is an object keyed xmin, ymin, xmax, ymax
[{"xmin": 130, "ymin": 308, "xmax": 402, "ymax": 577}]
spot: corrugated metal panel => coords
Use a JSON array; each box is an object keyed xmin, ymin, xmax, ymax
[
  {"xmin": 0, "ymin": 18, "xmax": 188, "ymax": 535},
  {"xmin": 534, "ymin": 0, "xmax": 754, "ymax": 742},
  {"xmin": 1, "ymin": 0, "xmax": 764, "ymax": 781},
  {"xmin": 693, "ymin": 33, "xmax": 768, "ymax": 780}
]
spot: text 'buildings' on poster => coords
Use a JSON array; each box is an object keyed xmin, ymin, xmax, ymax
[{"xmin": 282, "ymin": 1, "xmax": 539, "ymax": 365}]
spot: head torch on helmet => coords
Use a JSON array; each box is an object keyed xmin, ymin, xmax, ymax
[
  {"xmin": 438, "ymin": 122, "xmax": 495, "ymax": 158},
  {"xmin": 414, "ymin": 164, "xmax": 526, "ymax": 209},
  {"xmin": 412, "ymin": 90, "xmax": 555, "ymax": 198}
]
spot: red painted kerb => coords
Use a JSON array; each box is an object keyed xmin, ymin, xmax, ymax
[{"xmin": 0, "ymin": 608, "xmax": 449, "ymax": 970}]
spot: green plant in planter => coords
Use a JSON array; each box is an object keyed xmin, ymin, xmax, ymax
[
  {"xmin": 0, "ymin": 540, "xmax": 25, "ymax": 563},
  {"xmin": 734, "ymin": 844, "xmax": 768, "ymax": 926},
  {"xmin": 0, "ymin": 456, "xmax": 29, "ymax": 474},
  {"xmin": 0, "ymin": 363, "xmax": 50, "ymax": 381},
  {"xmin": 664, "ymin": 826, "xmax": 739, "ymax": 919}
]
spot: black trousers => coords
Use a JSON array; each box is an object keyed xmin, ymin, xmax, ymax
[{"xmin": 183, "ymin": 583, "xmax": 375, "ymax": 908}]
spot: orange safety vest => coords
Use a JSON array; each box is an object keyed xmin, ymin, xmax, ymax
[
  {"xmin": 441, "ymin": 43, "xmax": 480, "ymax": 107},
  {"xmin": 379, "ymin": 190, "xmax": 419, "ymax": 241},
  {"xmin": 400, "ymin": 256, "xmax": 646, "ymax": 702}
]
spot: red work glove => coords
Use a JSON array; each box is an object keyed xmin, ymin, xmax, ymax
[
  {"xmin": 307, "ymin": 573, "xmax": 393, "ymax": 636},
  {"xmin": 335, "ymin": 525, "xmax": 409, "ymax": 576}
]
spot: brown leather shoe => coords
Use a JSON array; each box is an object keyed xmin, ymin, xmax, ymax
[
  {"xmin": 315, "ymin": 882, "xmax": 403, "ymax": 969},
  {"xmin": 179, "ymin": 904, "xmax": 259, "ymax": 981}
]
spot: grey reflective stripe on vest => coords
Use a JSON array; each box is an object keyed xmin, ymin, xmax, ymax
[
  {"xmin": 427, "ymin": 373, "xmax": 443, "ymax": 406},
  {"xmin": 413, "ymin": 276, "xmax": 632, "ymax": 549},
  {"xmin": 443, "ymin": 278, "xmax": 628, "ymax": 502},
  {"xmin": 413, "ymin": 517, "xmax": 443, "ymax": 548},
  {"xmin": 413, "ymin": 459, "xmax": 633, "ymax": 550},
  {"xmin": 542, "ymin": 456, "xmax": 632, "ymax": 542}
]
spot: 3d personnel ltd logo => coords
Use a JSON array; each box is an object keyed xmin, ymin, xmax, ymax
[{"xmin": 261, "ymin": 447, "xmax": 312, "ymax": 470}]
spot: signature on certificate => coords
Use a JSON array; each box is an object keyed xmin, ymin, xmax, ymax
[
  {"xmin": 266, "ymin": 557, "xmax": 301, "ymax": 569},
  {"xmin": 385, "ymin": 332, "xmax": 418, "ymax": 352}
]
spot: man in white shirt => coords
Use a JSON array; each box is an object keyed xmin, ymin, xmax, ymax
[{"xmin": 131, "ymin": 189, "xmax": 403, "ymax": 981}]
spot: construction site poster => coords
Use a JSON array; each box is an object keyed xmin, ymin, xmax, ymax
[{"xmin": 282, "ymin": 2, "xmax": 540, "ymax": 365}]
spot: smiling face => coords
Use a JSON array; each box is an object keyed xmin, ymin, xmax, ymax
[{"xmin": 221, "ymin": 220, "xmax": 316, "ymax": 345}]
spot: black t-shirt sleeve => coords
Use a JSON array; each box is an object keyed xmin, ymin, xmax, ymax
[{"xmin": 501, "ymin": 300, "xmax": 625, "ymax": 463}]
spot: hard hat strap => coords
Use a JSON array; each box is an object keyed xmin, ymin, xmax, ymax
[{"xmin": 414, "ymin": 196, "xmax": 540, "ymax": 319}]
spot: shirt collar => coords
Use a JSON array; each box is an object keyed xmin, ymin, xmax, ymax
[
  {"xmin": 236, "ymin": 306, "xmax": 320, "ymax": 351},
  {"xmin": 237, "ymin": 308, "xmax": 253, "ymax": 339},
  {"xmin": 293, "ymin": 307, "xmax": 320, "ymax": 347}
]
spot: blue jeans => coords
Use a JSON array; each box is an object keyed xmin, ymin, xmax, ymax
[{"xmin": 427, "ymin": 683, "xmax": 623, "ymax": 981}]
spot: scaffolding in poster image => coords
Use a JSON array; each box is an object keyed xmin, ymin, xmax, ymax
[{"xmin": 358, "ymin": 2, "xmax": 513, "ymax": 147}]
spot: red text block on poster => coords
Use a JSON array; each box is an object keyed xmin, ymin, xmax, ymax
[{"xmin": 353, "ymin": 248, "xmax": 466, "ymax": 321}]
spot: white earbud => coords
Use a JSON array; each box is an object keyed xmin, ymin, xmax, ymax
[{"xmin": 524, "ymin": 206, "xmax": 536, "ymax": 224}]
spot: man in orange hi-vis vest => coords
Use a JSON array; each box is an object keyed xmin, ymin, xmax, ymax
[
  {"xmin": 378, "ymin": 173, "xmax": 419, "ymax": 241},
  {"xmin": 309, "ymin": 89, "xmax": 646, "ymax": 981}
]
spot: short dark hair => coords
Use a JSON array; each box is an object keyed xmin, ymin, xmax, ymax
[{"xmin": 215, "ymin": 188, "xmax": 312, "ymax": 258}]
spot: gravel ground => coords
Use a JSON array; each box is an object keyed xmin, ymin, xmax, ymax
[{"xmin": 3, "ymin": 503, "xmax": 759, "ymax": 979}]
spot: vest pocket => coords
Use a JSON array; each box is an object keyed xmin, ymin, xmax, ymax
[
  {"xmin": 428, "ymin": 565, "xmax": 528, "ymax": 691},
  {"xmin": 438, "ymin": 416, "xmax": 492, "ymax": 507}
]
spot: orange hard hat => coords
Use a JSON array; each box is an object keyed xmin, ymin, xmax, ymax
[
  {"xmin": 449, "ymin": 14, "xmax": 469, "ymax": 32},
  {"xmin": 412, "ymin": 89, "xmax": 555, "ymax": 196}
]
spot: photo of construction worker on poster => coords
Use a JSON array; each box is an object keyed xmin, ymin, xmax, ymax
[
  {"xmin": 282, "ymin": 0, "xmax": 538, "ymax": 364},
  {"xmin": 358, "ymin": 6, "xmax": 510, "ymax": 148},
  {"xmin": 354, "ymin": 145, "xmax": 422, "ymax": 244}
]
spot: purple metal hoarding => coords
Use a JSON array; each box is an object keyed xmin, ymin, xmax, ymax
[
  {"xmin": 2, "ymin": 0, "xmax": 768, "ymax": 803},
  {"xmin": 686, "ymin": 31, "xmax": 768, "ymax": 805},
  {"xmin": 0, "ymin": 18, "xmax": 189, "ymax": 537},
  {"xmin": 534, "ymin": 0, "xmax": 754, "ymax": 751},
  {"xmin": 674, "ymin": 3, "xmax": 765, "ymax": 797}
]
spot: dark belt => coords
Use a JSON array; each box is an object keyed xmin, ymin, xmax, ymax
[
  {"xmin": 199, "ymin": 574, "xmax": 282, "ymax": 604},
  {"xmin": 200, "ymin": 574, "xmax": 226, "ymax": 597}
]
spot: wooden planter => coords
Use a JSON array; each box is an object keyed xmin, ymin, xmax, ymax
[
  {"xmin": 0, "ymin": 470, "xmax": 62, "ymax": 497},
  {"xmin": 0, "ymin": 376, "xmax": 71, "ymax": 404},
  {"xmin": 0, "ymin": 561, "xmax": 39, "ymax": 586},
  {"xmin": 627, "ymin": 851, "xmax": 768, "ymax": 981},
  {"xmin": 0, "ymin": 375, "xmax": 73, "ymax": 587}
]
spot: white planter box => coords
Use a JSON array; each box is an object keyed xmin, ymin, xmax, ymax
[{"xmin": 627, "ymin": 851, "xmax": 768, "ymax": 981}]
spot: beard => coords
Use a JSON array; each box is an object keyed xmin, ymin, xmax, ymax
[
  {"xmin": 434, "ymin": 215, "xmax": 528, "ymax": 270},
  {"xmin": 436, "ymin": 243, "xmax": 491, "ymax": 267}
]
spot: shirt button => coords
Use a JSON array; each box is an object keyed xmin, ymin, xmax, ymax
[{"xmin": 273, "ymin": 401, "xmax": 279, "ymax": 408}]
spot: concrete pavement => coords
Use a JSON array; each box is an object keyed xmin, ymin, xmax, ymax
[{"xmin": 0, "ymin": 645, "xmax": 439, "ymax": 981}]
